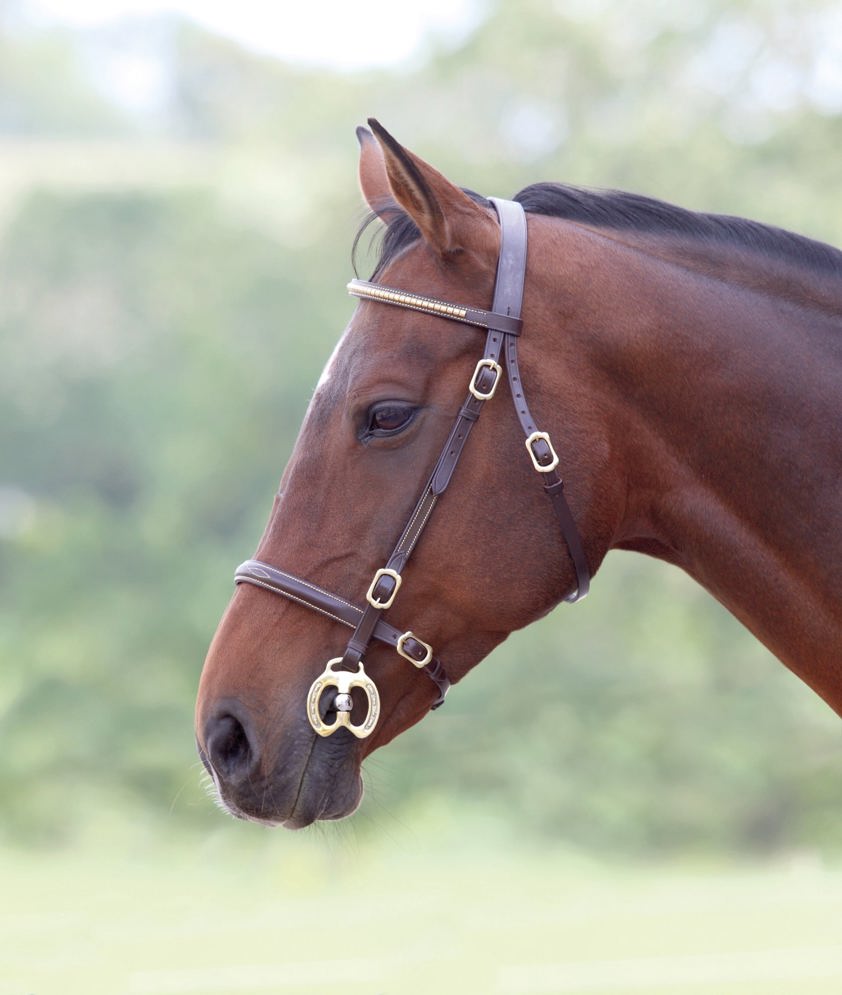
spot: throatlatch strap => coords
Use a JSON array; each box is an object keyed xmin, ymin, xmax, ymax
[{"xmin": 489, "ymin": 198, "xmax": 590, "ymax": 602}]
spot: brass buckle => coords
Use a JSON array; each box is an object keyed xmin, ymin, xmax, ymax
[
  {"xmin": 366, "ymin": 567, "xmax": 402, "ymax": 609},
  {"xmin": 525, "ymin": 431, "xmax": 559, "ymax": 472},
  {"xmin": 469, "ymin": 358, "xmax": 502, "ymax": 400},
  {"xmin": 396, "ymin": 631, "xmax": 433, "ymax": 668},
  {"xmin": 306, "ymin": 659, "xmax": 380, "ymax": 738}
]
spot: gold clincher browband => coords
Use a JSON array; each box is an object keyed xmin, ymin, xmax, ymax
[{"xmin": 347, "ymin": 279, "xmax": 524, "ymax": 336}]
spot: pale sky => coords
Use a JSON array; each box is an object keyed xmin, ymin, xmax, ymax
[{"xmin": 28, "ymin": 0, "xmax": 482, "ymax": 71}]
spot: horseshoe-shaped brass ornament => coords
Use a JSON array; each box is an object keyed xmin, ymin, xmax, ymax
[{"xmin": 307, "ymin": 659, "xmax": 380, "ymax": 738}]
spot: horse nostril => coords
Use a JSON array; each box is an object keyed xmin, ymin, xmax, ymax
[{"xmin": 205, "ymin": 710, "xmax": 259, "ymax": 785}]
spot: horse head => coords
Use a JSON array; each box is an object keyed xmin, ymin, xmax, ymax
[{"xmin": 194, "ymin": 121, "xmax": 606, "ymax": 827}]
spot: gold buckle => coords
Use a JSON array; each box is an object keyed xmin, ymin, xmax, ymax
[
  {"xmin": 469, "ymin": 358, "xmax": 502, "ymax": 400},
  {"xmin": 366, "ymin": 568, "xmax": 402, "ymax": 609},
  {"xmin": 396, "ymin": 631, "xmax": 433, "ymax": 668},
  {"xmin": 525, "ymin": 431, "xmax": 559, "ymax": 472}
]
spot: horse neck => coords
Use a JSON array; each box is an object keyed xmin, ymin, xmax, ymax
[{"xmin": 532, "ymin": 217, "xmax": 842, "ymax": 711}]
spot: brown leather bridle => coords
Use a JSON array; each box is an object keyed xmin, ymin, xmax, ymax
[{"xmin": 234, "ymin": 198, "xmax": 590, "ymax": 737}]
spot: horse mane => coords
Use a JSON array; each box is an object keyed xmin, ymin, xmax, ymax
[
  {"xmin": 355, "ymin": 183, "xmax": 842, "ymax": 284},
  {"xmin": 519, "ymin": 182, "xmax": 842, "ymax": 276}
]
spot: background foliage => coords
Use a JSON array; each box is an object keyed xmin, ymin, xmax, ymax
[{"xmin": 1, "ymin": 0, "xmax": 840, "ymax": 857}]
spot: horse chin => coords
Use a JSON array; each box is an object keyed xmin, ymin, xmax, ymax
[{"xmin": 217, "ymin": 789, "xmax": 363, "ymax": 830}]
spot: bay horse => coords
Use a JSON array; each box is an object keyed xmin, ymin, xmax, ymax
[{"xmin": 196, "ymin": 119, "xmax": 842, "ymax": 828}]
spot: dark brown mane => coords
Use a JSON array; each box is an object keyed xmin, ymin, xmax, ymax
[
  {"xmin": 519, "ymin": 183, "xmax": 842, "ymax": 275},
  {"xmin": 355, "ymin": 182, "xmax": 842, "ymax": 287}
]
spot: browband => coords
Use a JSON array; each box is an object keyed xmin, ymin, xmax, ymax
[{"xmin": 348, "ymin": 279, "xmax": 523, "ymax": 336}]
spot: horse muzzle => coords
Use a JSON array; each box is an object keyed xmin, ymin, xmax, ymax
[{"xmin": 198, "ymin": 697, "xmax": 364, "ymax": 828}]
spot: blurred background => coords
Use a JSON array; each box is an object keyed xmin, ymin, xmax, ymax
[{"xmin": 2, "ymin": 0, "xmax": 841, "ymax": 991}]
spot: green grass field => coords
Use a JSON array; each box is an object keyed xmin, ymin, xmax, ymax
[{"xmin": 3, "ymin": 818, "xmax": 842, "ymax": 995}]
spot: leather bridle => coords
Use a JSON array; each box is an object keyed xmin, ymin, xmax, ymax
[{"xmin": 234, "ymin": 198, "xmax": 590, "ymax": 738}]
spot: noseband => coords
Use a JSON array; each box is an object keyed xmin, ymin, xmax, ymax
[{"xmin": 234, "ymin": 198, "xmax": 590, "ymax": 738}]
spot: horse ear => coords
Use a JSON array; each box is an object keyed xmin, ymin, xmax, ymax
[
  {"xmin": 357, "ymin": 125, "xmax": 402, "ymax": 225},
  {"xmin": 364, "ymin": 118, "xmax": 497, "ymax": 260}
]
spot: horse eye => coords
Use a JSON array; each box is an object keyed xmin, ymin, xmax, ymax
[{"xmin": 365, "ymin": 402, "xmax": 417, "ymax": 437}]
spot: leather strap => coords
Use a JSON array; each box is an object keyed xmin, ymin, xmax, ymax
[
  {"xmin": 489, "ymin": 198, "xmax": 527, "ymax": 317},
  {"xmin": 542, "ymin": 478, "xmax": 591, "ymax": 601},
  {"xmin": 488, "ymin": 198, "xmax": 589, "ymax": 601}
]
